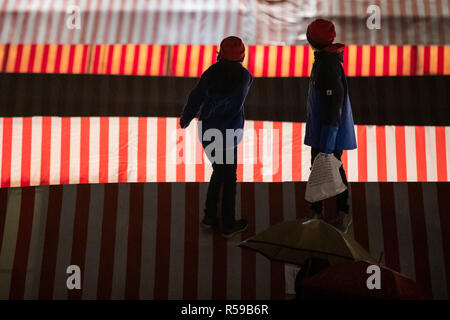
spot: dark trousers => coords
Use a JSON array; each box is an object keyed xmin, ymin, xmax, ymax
[
  {"xmin": 204, "ymin": 147, "xmax": 238, "ymax": 228},
  {"xmin": 310, "ymin": 148, "xmax": 349, "ymax": 213}
]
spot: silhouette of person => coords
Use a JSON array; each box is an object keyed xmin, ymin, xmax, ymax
[{"xmin": 180, "ymin": 36, "xmax": 253, "ymax": 239}]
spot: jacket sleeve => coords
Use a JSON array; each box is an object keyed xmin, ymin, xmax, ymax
[
  {"xmin": 316, "ymin": 61, "xmax": 345, "ymax": 153},
  {"xmin": 179, "ymin": 69, "xmax": 210, "ymax": 128}
]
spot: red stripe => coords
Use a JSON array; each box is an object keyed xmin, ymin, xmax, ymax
[
  {"xmin": 341, "ymin": 150, "xmax": 348, "ymax": 176},
  {"xmin": 376, "ymin": 126, "xmax": 387, "ymax": 182},
  {"xmin": 236, "ymin": 140, "xmax": 243, "ymax": 183},
  {"xmin": 13, "ymin": 44, "xmax": 23, "ymax": 73},
  {"xmin": 183, "ymin": 183, "xmax": 199, "ymax": 299},
  {"xmin": 268, "ymin": 184, "xmax": 285, "ymax": 299},
  {"xmin": 292, "ymin": 122, "xmax": 302, "ymax": 181},
  {"xmin": 40, "ymin": 117, "xmax": 51, "ymax": 186},
  {"xmin": 0, "ymin": 43, "xmax": 9, "ymax": 72},
  {"xmin": 369, "ymin": 46, "xmax": 376, "ymax": 76},
  {"xmin": 415, "ymin": 126, "xmax": 427, "ymax": 182},
  {"xmin": 437, "ymin": 46, "xmax": 444, "ymax": 74},
  {"xmin": 357, "ymin": 126, "xmax": 367, "ymax": 182},
  {"xmin": 253, "ymin": 121, "xmax": 263, "ymax": 182},
  {"xmin": 137, "ymin": 117, "xmax": 147, "ymax": 183},
  {"xmin": 118, "ymin": 117, "xmax": 128, "ymax": 182},
  {"xmin": 195, "ymin": 123, "xmax": 205, "ymax": 182},
  {"xmin": 131, "ymin": 45, "xmax": 140, "ymax": 75},
  {"xmin": 355, "ymin": 45, "xmax": 363, "ymax": 76},
  {"xmin": 96, "ymin": 183, "xmax": 118, "ymax": 300},
  {"xmin": 423, "ymin": 46, "xmax": 431, "ymax": 75},
  {"xmin": 92, "ymin": 45, "xmax": 101, "ymax": 74},
  {"xmin": 40, "ymin": 45, "xmax": 49, "ymax": 73},
  {"xmin": 54, "ymin": 45, "xmax": 63, "ymax": 74},
  {"xmin": 106, "ymin": 45, "xmax": 114, "ymax": 75},
  {"xmin": 21, "ymin": 117, "xmax": 32, "ymax": 187},
  {"xmin": 272, "ymin": 122, "xmax": 282, "ymax": 182},
  {"xmin": 383, "ymin": 46, "xmax": 390, "ymax": 76},
  {"xmin": 184, "ymin": 45, "xmax": 192, "ymax": 77},
  {"xmin": 27, "ymin": 44, "xmax": 36, "ymax": 73},
  {"xmin": 437, "ymin": 183, "xmax": 450, "ymax": 296},
  {"xmin": 159, "ymin": 45, "xmax": 167, "ymax": 76},
  {"xmin": 378, "ymin": 183, "xmax": 400, "ymax": 271},
  {"xmin": 248, "ymin": 46, "xmax": 256, "ymax": 76},
  {"xmin": 60, "ymin": 117, "xmax": 71, "ymax": 185},
  {"xmin": 410, "ymin": 46, "xmax": 418, "ymax": 76},
  {"xmin": 262, "ymin": 46, "xmax": 269, "ymax": 77},
  {"xmin": 343, "ymin": 46, "xmax": 349, "ymax": 75},
  {"xmin": 125, "ymin": 183, "xmax": 144, "ymax": 299},
  {"xmin": 1, "ymin": 118, "xmax": 12, "ymax": 188},
  {"xmin": 302, "ymin": 46, "xmax": 309, "ymax": 77},
  {"xmin": 289, "ymin": 46, "xmax": 296, "ymax": 77},
  {"xmin": 68, "ymin": 184, "xmax": 91, "ymax": 300},
  {"xmin": 211, "ymin": 45, "xmax": 217, "ymax": 65},
  {"xmin": 157, "ymin": 118, "xmax": 166, "ymax": 182},
  {"xmin": 81, "ymin": 45, "xmax": 89, "ymax": 73},
  {"xmin": 241, "ymin": 183, "xmax": 256, "ymax": 299},
  {"xmin": 67, "ymin": 45, "xmax": 76, "ymax": 74},
  {"xmin": 154, "ymin": 183, "xmax": 171, "ymax": 299},
  {"xmin": 39, "ymin": 185, "xmax": 63, "ymax": 299},
  {"xmin": 99, "ymin": 117, "xmax": 109, "ymax": 183},
  {"xmin": 397, "ymin": 46, "xmax": 404, "ymax": 76},
  {"xmin": 79, "ymin": 117, "xmax": 90, "ymax": 184},
  {"xmin": 119, "ymin": 45, "xmax": 127, "ymax": 75},
  {"xmin": 9, "ymin": 187, "xmax": 35, "ymax": 299},
  {"xmin": 435, "ymin": 127, "xmax": 448, "ymax": 182},
  {"xmin": 145, "ymin": 45, "xmax": 153, "ymax": 75},
  {"xmin": 176, "ymin": 122, "xmax": 185, "ymax": 182},
  {"xmin": 275, "ymin": 46, "xmax": 282, "ymax": 77},
  {"xmin": 408, "ymin": 183, "xmax": 433, "ymax": 298},
  {"xmin": 351, "ymin": 183, "xmax": 370, "ymax": 251},
  {"xmin": 294, "ymin": 182, "xmax": 308, "ymax": 220},
  {"xmin": 170, "ymin": 45, "xmax": 179, "ymax": 76},
  {"xmin": 197, "ymin": 46, "xmax": 205, "ymax": 77},
  {"xmin": 395, "ymin": 126, "xmax": 407, "ymax": 182}
]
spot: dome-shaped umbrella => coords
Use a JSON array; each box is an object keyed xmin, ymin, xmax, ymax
[{"xmin": 238, "ymin": 219, "xmax": 375, "ymax": 266}]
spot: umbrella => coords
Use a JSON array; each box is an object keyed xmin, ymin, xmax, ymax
[
  {"xmin": 238, "ymin": 219, "xmax": 376, "ymax": 266},
  {"xmin": 301, "ymin": 260, "xmax": 425, "ymax": 300}
]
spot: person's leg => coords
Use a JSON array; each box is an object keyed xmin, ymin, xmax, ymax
[
  {"xmin": 202, "ymin": 147, "xmax": 224, "ymax": 228},
  {"xmin": 333, "ymin": 150, "xmax": 349, "ymax": 213},
  {"xmin": 309, "ymin": 148, "xmax": 323, "ymax": 215}
]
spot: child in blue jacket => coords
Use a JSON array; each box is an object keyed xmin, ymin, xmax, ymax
[
  {"xmin": 180, "ymin": 36, "xmax": 253, "ymax": 239},
  {"xmin": 304, "ymin": 19, "xmax": 357, "ymax": 231}
]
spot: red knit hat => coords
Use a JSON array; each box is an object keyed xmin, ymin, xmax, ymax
[
  {"xmin": 306, "ymin": 19, "xmax": 336, "ymax": 50},
  {"xmin": 219, "ymin": 36, "xmax": 245, "ymax": 61}
]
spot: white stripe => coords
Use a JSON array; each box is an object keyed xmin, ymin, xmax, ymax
[
  {"xmin": 10, "ymin": 117, "xmax": 23, "ymax": 187},
  {"xmin": 385, "ymin": 126, "xmax": 398, "ymax": 182},
  {"xmin": 47, "ymin": 0, "xmax": 64, "ymax": 43},
  {"xmin": 30, "ymin": 117, "xmax": 42, "ymax": 187},
  {"xmin": 446, "ymin": 127, "xmax": 450, "ymax": 182},
  {"xmin": 128, "ymin": 117, "xmax": 138, "ymax": 183},
  {"xmin": 367, "ymin": 125, "xmax": 378, "ymax": 182},
  {"xmin": 11, "ymin": 0, "xmax": 27, "ymax": 43},
  {"xmin": 141, "ymin": 0, "xmax": 155, "ymax": 43},
  {"xmin": 184, "ymin": 119, "xmax": 197, "ymax": 182},
  {"xmin": 394, "ymin": 183, "xmax": 416, "ymax": 280},
  {"xmin": 166, "ymin": 117, "xmax": 177, "ymax": 182},
  {"xmin": 49, "ymin": 117, "xmax": 61, "ymax": 185},
  {"xmin": 70, "ymin": 0, "xmax": 85, "ymax": 44},
  {"xmin": 281, "ymin": 122, "xmax": 292, "ymax": 181},
  {"xmin": 69, "ymin": 117, "xmax": 80, "ymax": 184},
  {"xmin": 242, "ymin": 120, "xmax": 254, "ymax": 182},
  {"xmin": 155, "ymin": 0, "xmax": 169, "ymax": 44},
  {"xmin": 108, "ymin": 117, "xmax": 119, "ymax": 183},
  {"xmin": 168, "ymin": 183, "xmax": 185, "ymax": 299},
  {"xmin": 0, "ymin": 0, "xmax": 15, "ymax": 43},
  {"xmin": 81, "ymin": 184, "xmax": 104, "ymax": 299},
  {"xmin": 80, "ymin": 0, "xmax": 95, "ymax": 44},
  {"xmin": 347, "ymin": 126, "xmax": 358, "ymax": 182},
  {"xmin": 197, "ymin": 183, "xmax": 213, "ymax": 299},
  {"xmin": 107, "ymin": 0, "xmax": 121, "ymax": 43},
  {"xmin": 35, "ymin": 0, "xmax": 53, "ymax": 43},
  {"xmin": 261, "ymin": 121, "xmax": 273, "ymax": 182},
  {"xmin": 88, "ymin": 117, "xmax": 100, "ymax": 184},
  {"xmin": 53, "ymin": 184, "xmax": 77, "ymax": 300},
  {"xmin": 22, "ymin": 0, "xmax": 40, "ymax": 43},
  {"xmin": 404, "ymin": 126, "xmax": 418, "ymax": 182},
  {"xmin": 422, "ymin": 183, "xmax": 448, "ymax": 299},
  {"xmin": 118, "ymin": 0, "xmax": 133, "ymax": 43},
  {"xmin": 442, "ymin": 0, "xmax": 450, "ymax": 15},
  {"xmin": 178, "ymin": 2, "xmax": 192, "ymax": 45},
  {"xmin": 139, "ymin": 183, "xmax": 158, "ymax": 299},
  {"xmin": 130, "ymin": 0, "xmax": 144, "ymax": 43},
  {"xmin": 0, "ymin": 188, "xmax": 22, "ymax": 299},
  {"xmin": 425, "ymin": 126, "xmax": 438, "ymax": 182},
  {"xmin": 24, "ymin": 185, "xmax": 49, "ymax": 299},
  {"xmin": 111, "ymin": 184, "xmax": 130, "ymax": 300},
  {"xmin": 254, "ymin": 183, "xmax": 271, "ymax": 299},
  {"xmin": 365, "ymin": 183, "xmax": 385, "ymax": 263},
  {"xmin": 147, "ymin": 117, "xmax": 157, "ymax": 182},
  {"xmin": 95, "ymin": 0, "xmax": 109, "ymax": 44},
  {"xmin": 301, "ymin": 124, "xmax": 311, "ymax": 181}
]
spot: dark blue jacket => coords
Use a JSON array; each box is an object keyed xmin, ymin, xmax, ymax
[
  {"xmin": 180, "ymin": 61, "xmax": 253, "ymax": 149},
  {"xmin": 304, "ymin": 50, "xmax": 357, "ymax": 154}
]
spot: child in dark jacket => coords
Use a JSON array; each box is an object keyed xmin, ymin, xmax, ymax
[
  {"xmin": 304, "ymin": 19, "xmax": 357, "ymax": 231},
  {"xmin": 180, "ymin": 36, "xmax": 253, "ymax": 239}
]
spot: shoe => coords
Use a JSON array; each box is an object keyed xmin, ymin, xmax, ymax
[
  {"xmin": 307, "ymin": 208, "xmax": 323, "ymax": 220},
  {"xmin": 201, "ymin": 215, "xmax": 217, "ymax": 229},
  {"xmin": 336, "ymin": 211, "xmax": 352, "ymax": 233},
  {"xmin": 222, "ymin": 219, "xmax": 248, "ymax": 239}
]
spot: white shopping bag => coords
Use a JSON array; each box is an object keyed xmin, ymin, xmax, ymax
[{"xmin": 305, "ymin": 152, "xmax": 347, "ymax": 203}]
